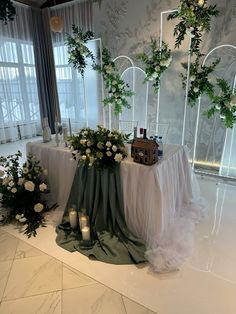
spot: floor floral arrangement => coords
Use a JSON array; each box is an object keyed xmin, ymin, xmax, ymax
[
  {"xmin": 0, "ymin": 151, "xmax": 57, "ymax": 237},
  {"xmin": 68, "ymin": 125, "xmax": 128, "ymax": 170}
]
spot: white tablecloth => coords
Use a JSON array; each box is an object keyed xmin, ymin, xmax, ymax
[{"xmin": 26, "ymin": 141, "xmax": 205, "ymax": 272}]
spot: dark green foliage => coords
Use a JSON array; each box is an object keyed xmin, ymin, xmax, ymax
[{"xmin": 0, "ymin": 0, "xmax": 16, "ymax": 24}]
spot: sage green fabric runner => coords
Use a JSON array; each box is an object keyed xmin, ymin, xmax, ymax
[{"xmin": 56, "ymin": 164, "xmax": 146, "ymax": 265}]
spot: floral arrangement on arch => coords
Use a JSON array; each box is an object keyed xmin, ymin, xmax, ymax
[
  {"xmin": 0, "ymin": 0, "xmax": 16, "ymax": 24},
  {"xmin": 167, "ymin": 0, "xmax": 219, "ymax": 56},
  {"xmin": 180, "ymin": 56, "xmax": 220, "ymax": 106},
  {"xmin": 68, "ymin": 126, "xmax": 128, "ymax": 170},
  {"xmin": 0, "ymin": 151, "xmax": 57, "ymax": 237},
  {"xmin": 93, "ymin": 47, "xmax": 134, "ymax": 115},
  {"xmin": 66, "ymin": 24, "xmax": 95, "ymax": 78},
  {"xmin": 136, "ymin": 39, "xmax": 172, "ymax": 93},
  {"xmin": 205, "ymin": 78, "xmax": 236, "ymax": 128}
]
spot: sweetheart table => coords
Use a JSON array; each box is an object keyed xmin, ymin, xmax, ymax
[{"xmin": 26, "ymin": 141, "xmax": 204, "ymax": 271}]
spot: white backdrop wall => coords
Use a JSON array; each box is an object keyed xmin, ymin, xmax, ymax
[{"xmin": 93, "ymin": 0, "xmax": 236, "ymax": 170}]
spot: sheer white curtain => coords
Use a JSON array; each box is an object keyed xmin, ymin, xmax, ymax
[
  {"xmin": 0, "ymin": 3, "xmax": 40, "ymax": 144},
  {"xmin": 50, "ymin": 1, "xmax": 103, "ymax": 132}
]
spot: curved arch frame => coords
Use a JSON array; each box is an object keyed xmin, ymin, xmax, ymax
[
  {"xmin": 121, "ymin": 66, "xmax": 149, "ymax": 128},
  {"xmin": 192, "ymin": 45, "xmax": 236, "ymax": 176}
]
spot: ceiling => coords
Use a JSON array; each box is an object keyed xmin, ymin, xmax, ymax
[{"xmin": 15, "ymin": 0, "xmax": 73, "ymax": 8}]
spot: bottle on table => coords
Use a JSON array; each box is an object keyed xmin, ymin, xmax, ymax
[
  {"xmin": 158, "ymin": 136, "xmax": 163, "ymax": 159},
  {"xmin": 42, "ymin": 117, "xmax": 51, "ymax": 143},
  {"xmin": 143, "ymin": 128, "xmax": 148, "ymax": 139}
]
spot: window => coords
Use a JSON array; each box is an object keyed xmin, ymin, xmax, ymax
[{"xmin": 53, "ymin": 40, "xmax": 102, "ymax": 131}]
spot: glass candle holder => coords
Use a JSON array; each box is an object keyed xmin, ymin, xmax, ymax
[{"xmin": 69, "ymin": 207, "xmax": 77, "ymax": 229}]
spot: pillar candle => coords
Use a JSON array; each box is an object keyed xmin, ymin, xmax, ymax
[
  {"xmin": 79, "ymin": 215, "xmax": 87, "ymax": 230},
  {"xmin": 69, "ymin": 210, "xmax": 77, "ymax": 229},
  {"xmin": 82, "ymin": 226, "xmax": 90, "ymax": 241}
]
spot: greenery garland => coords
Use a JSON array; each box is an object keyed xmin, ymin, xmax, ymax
[
  {"xmin": 0, "ymin": 0, "xmax": 16, "ymax": 24},
  {"xmin": 167, "ymin": 0, "xmax": 219, "ymax": 56},
  {"xmin": 66, "ymin": 25, "xmax": 95, "ymax": 78},
  {"xmin": 180, "ymin": 57, "xmax": 220, "ymax": 106},
  {"xmin": 205, "ymin": 78, "xmax": 236, "ymax": 128},
  {"xmin": 136, "ymin": 39, "xmax": 172, "ymax": 93},
  {"xmin": 94, "ymin": 47, "xmax": 134, "ymax": 115}
]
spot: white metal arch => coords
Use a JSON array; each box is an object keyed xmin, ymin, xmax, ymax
[
  {"xmin": 192, "ymin": 44, "xmax": 236, "ymax": 173},
  {"xmin": 121, "ymin": 66, "xmax": 149, "ymax": 128}
]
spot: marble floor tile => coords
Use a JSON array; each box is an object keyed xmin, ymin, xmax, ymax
[
  {"xmin": 63, "ymin": 264, "xmax": 96, "ymax": 290},
  {"xmin": 122, "ymin": 296, "xmax": 157, "ymax": 314},
  {"xmin": 63, "ymin": 283, "xmax": 126, "ymax": 314},
  {"xmin": 0, "ymin": 261, "xmax": 12, "ymax": 301},
  {"xmin": 0, "ymin": 291, "xmax": 61, "ymax": 314},
  {"xmin": 3, "ymin": 255, "xmax": 62, "ymax": 301},
  {"xmin": 0, "ymin": 230, "xmax": 19, "ymax": 262},
  {"xmin": 15, "ymin": 240, "xmax": 45, "ymax": 259}
]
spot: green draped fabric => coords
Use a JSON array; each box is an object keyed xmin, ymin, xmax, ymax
[{"xmin": 56, "ymin": 164, "xmax": 146, "ymax": 265}]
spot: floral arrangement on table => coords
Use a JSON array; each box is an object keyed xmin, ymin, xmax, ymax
[
  {"xmin": 0, "ymin": 151, "xmax": 57, "ymax": 237},
  {"xmin": 0, "ymin": 0, "xmax": 16, "ymax": 24},
  {"xmin": 180, "ymin": 57, "xmax": 220, "ymax": 106},
  {"xmin": 204, "ymin": 78, "xmax": 236, "ymax": 128},
  {"xmin": 167, "ymin": 0, "xmax": 219, "ymax": 55},
  {"xmin": 66, "ymin": 24, "xmax": 95, "ymax": 78},
  {"xmin": 68, "ymin": 126, "xmax": 128, "ymax": 170},
  {"xmin": 93, "ymin": 47, "xmax": 134, "ymax": 115},
  {"xmin": 136, "ymin": 39, "xmax": 172, "ymax": 93}
]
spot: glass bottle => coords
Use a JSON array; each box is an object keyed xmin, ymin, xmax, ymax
[{"xmin": 42, "ymin": 117, "xmax": 51, "ymax": 143}]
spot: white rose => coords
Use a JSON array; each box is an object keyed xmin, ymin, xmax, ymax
[
  {"xmin": 86, "ymin": 148, "xmax": 91, "ymax": 154},
  {"xmin": 220, "ymin": 114, "xmax": 226, "ymax": 120},
  {"xmin": 80, "ymin": 139, "xmax": 86, "ymax": 145},
  {"xmin": 114, "ymin": 153, "xmax": 123, "ymax": 162},
  {"xmin": 24, "ymin": 181, "xmax": 35, "ymax": 192},
  {"xmin": 97, "ymin": 142, "xmax": 104, "ymax": 149},
  {"xmin": 190, "ymin": 75, "xmax": 196, "ymax": 82},
  {"xmin": 11, "ymin": 187, "xmax": 17, "ymax": 193},
  {"xmin": 43, "ymin": 169, "xmax": 48, "ymax": 176},
  {"xmin": 8, "ymin": 181, "xmax": 14, "ymax": 187},
  {"xmin": 2, "ymin": 177, "xmax": 9, "ymax": 185},
  {"xmin": 39, "ymin": 183, "xmax": 47, "ymax": 192},
  {"xmin": 22, "ymin": 167, "xmax": 29, "ymax": 174},
  {"xmin": 34, "ymin": 203, "xmax": 44, "ymax": 213},
  {"xmin": 19, "ymin": 217, "xmax": 27, "ymax": 223},
  {"xmin": 198, "ymin": 0, "xmax": 204, "ymax": 6},
  {"xmin": 87, "ymin": 141, "xmax": 92, "ymax": 147},
  {"xmin": 72, "ymin": 150, "xmax": 78, "ymax": 155},
  {"xmin": 16, "ymin": 214, "xmax": 21, "ymax": 220},
  {"xmin": 106, "ymin": 151, "xmax": 112, "ymax": 157},
  {"xmin": 215, "ymin": 104, "xmax": 221, "ymax": 110},
  {"xmin": 108, "ymin": 133, "xmax": 113, "ymax": 138},
  {"xmin": 152, "ymin": 72, "xmax": 158, "ymax": 78},
  {"xmin": 193, "ymin": 87, "xmax": 199, "ymax": 93},
  {"xmin": 112, "ymin": 80, "xmax": 117, "ymax": 85},
  {"xmin": 0, "ymin": 169, "xmax": 5, "ymax": 177},
  {"xmin": 89, "ymin": 156, "xmax": 96, "ymax": 164},
  {"xmin": 81, "ymin": 155, "xmax": 87, "ymax": 161},
  {"xmin": 18, "ymin": 178, "xmax": 24, "ymax": 185},
  {"xmin": 112, "ymin": 145, "xmax": 117, "ymax": 152},
  {"xmin": 106, "ymin": 141, "xmax": 112, "ymax": 147}
]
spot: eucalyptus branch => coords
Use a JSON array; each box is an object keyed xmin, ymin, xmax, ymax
[
  {"xmin": 94, "ymin": 47, "xmax": 134, "ymax": 115},
  {"xmin": 136, "ymin": 39, "xmax": 172, "ymax": 93},
  {"xmin": 66, "ymin": 25, "xmax": 95, "ymax": 78},
  {"xmin": 167, "ymin": 0, "xmax": 219, "ymax": 56}
]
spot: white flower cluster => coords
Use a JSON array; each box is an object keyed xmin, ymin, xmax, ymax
[{"xmin": 68, "ymin": 126, "xmax": 127, "ymax": 169}]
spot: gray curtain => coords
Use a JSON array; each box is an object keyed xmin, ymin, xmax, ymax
[{"xmin": 30, "ymin": 7, "xmax": 60, "ymax": 133}]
